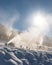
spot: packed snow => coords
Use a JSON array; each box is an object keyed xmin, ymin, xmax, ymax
[{"xmin": 0, "ymin": 45, "xmax": 52, "ymax": 65}]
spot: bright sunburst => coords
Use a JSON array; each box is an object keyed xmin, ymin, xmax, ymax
[{"xmin": 31, "ymin": 12, "xmax": 48, "ymax": 32}]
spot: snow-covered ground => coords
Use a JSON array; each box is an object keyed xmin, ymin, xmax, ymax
[{"xmin": 0, "ymin": 45, "xmax": 52, "ymax": 65}]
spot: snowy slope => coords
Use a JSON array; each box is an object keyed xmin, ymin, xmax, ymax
[{"xmin": 0, "ymin": 45, "xmax": 52, "ymax": 65}]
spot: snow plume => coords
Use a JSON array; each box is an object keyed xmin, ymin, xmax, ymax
[
  {"xmin": 7, "ymin": 27, "xmax": 41, "ymax": 49},
  {"xmin": 7, "ymin": 12, "xmax": 52, "ymax": 50},
  {"xmin": 0, "ymin": 10, "xmax": 52, "ymax": 50},
  {"xmin": 0, "ymin": 24, "xmax": 51, "ymax": 50},
  {"xmin": 0, "ymin": 23, "xmax": 19, "ymax": 46}
]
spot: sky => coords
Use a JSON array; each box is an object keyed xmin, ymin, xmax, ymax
[{"xmin": 0, "ymin": 0, "xmax": 52, "ymax": 36}]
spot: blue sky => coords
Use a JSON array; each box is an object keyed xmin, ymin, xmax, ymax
[{"xmin": 0, "ymin": 0, "xmax": 52, "ymax": 36}]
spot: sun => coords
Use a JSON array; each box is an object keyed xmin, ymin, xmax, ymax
[
  {"xmin": 32, "ymin": 13, "xmax": 46, "ymax": 28},
  {"xmin": 31, "ymin": 12, "xmax": 48, "ymax": 31}
]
